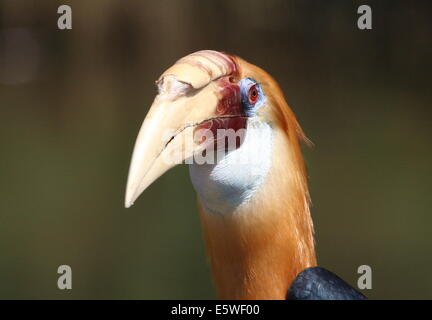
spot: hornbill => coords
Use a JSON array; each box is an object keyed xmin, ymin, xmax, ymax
[{"xmin": 125, "ymin": 50, "xmax": 366, "ymax": 300}]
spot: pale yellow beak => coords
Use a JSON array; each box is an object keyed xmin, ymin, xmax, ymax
[
  {"xmin": 125, "ymin": 50, "xmax": 241, "ymax": 208},
  {"xmin": 125, "ymin": 77, "xmax": 224, "ymax": 208}
]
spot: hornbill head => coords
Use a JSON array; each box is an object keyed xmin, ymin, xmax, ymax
[{"xmin": 125, "ymin": 50, "xmax": 306, "ymax": 208}]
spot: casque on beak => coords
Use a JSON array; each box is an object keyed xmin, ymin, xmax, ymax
[{"xmin": 125, "ymin": 50, "xmax": 244, "ymax": 208}]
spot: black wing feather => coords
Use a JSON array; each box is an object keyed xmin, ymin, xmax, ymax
[{"xmin": 287, "ymin": 266, "xmax": 367, "ymax": 300}]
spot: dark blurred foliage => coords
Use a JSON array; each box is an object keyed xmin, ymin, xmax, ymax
[{"xmin": 0, "ymin": 0, "xmax": 431, "ymax": 299}]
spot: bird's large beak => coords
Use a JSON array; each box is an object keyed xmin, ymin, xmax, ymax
[{"xmin": 125, "ymin": 51, "xmax": 242, "ymax": 208}]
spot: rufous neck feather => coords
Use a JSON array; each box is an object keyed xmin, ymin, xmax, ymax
[{"xmin": 197, "ymin": 121, "xmax": 316, "ymax": 299}]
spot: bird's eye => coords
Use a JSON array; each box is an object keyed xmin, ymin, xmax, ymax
[{"xmin": 248, "ymin": 85, "xmax": 259, "ymax": 104}]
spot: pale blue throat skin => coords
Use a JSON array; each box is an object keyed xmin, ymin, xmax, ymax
[{"xmin": 189, "ymin": 120, "xmax": 273, "ymax": 214}]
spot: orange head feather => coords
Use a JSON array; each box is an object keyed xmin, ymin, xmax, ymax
[{"xmin": 195, "ymin": 54, "xmax": 316, "ymax": 299}]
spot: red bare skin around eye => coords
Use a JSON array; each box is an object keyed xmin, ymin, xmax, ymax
[{"xmin": 194, "ymin": 76, "xmax": 247, "ymax": 151}]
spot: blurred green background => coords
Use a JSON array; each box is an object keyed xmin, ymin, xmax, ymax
[{"xmin": 0, "ymin": 0, "xmax": 431, "ymax": 299}]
